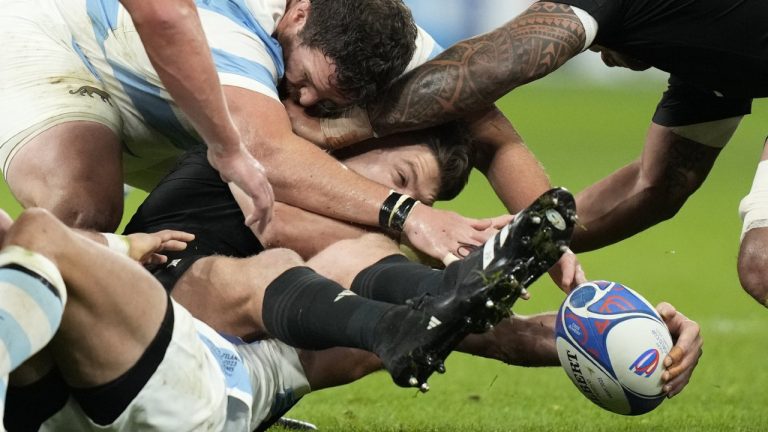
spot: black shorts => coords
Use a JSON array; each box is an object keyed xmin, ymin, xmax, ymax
[
  {"xmin": 150, "ymin": 254, "xmax": 206, "ymax": 292},
  {"xmin": 124, "ymin": 150, "xmax": 265, "ymax": 289},
  {"xmin": 653, "ymin": 76, "xmax": 752, "ymax": 127}
]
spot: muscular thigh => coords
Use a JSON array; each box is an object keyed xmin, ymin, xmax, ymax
[
  {"xmin": 171, "ymin": 249, "xmax": 304, "ymax": 340},
  {"xmin": 41, "ymin": 302, "xmax": 230, "ymax": 432},
  {"xmin": 0, "ymin": 1, "xmax": 123, "ymax": 227}
]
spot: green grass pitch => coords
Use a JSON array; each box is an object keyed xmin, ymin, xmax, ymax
[{"xmin": 1, "ymin": 81, "xmax": 766, "ymax": 431}]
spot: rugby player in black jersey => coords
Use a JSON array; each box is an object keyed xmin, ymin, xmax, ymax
[
  {"xmin": 117, "ymin": 124, "xmax": 699, "ymax": 411},
  {"xmin": 288, "ymin": 0, "xmax": 768, "ymax": 307}
]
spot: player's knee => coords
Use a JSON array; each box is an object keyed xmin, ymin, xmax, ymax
[
  {"xmin": 737, "ymin": 236, "xmax": 768, "ymax": 307},
  {"xmin": 52, "ymin": 198, "xmax": 122, "ymax": 232},
  {"xmin": 645, "ymin": 184, "xmax": 693, "ymax": 221},
  {"xmin": 320, "ymin": 233, "xmax": 398, "ymax": 263},
  {"xmin": 256, "ymin": 248, "xmax": 305, "ymax": 271},
  {"xmin": 245, "ymin": 248, "xmax": 306, "ymax": 287},
  {"xmin": 642, "ymin": 169, "xmax": 703, "ymax": 221},
  {"xmin": 5, "ymin": 208, "xmax": 62, "ymax": 252}
]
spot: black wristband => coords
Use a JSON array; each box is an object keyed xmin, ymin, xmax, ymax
[
  {"xmin": 379, "ymin": 191, "xmax": 420, "ymax": 232},
  {"xmin": 379, "ymin": 191, "xmax": 403, "ymax": 229},
  {"xmin": 390, "ymin": 196, "xmax": 418, "ymax": 232}
]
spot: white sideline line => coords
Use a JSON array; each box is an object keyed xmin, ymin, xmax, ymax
[{"xmin": 699, "ymin": 318, "xmax": 766, "ymax": 334}]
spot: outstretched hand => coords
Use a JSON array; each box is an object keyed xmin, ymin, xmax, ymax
[
  {"xmin": 548, "ymin": 249, "xmax": 587, "ymax": 293},
  {"xmin": 127, "ymin": 230, "xmax": 195, "ymax": 265},
  {"xmin": 656, "ymin": 302, "xmax": 703, "ymax": 398},
  {"xmin": 207, "ymin": 146, "xmax": 275, "ymax": 234},
  {"xmin": 403, "ymin": 205, "xmax": 497, "ymax": 266}
]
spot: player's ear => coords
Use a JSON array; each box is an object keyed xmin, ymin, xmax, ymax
[{"xmin": 292, "ymin": 0, "xmax": 310, "ymax": 28}]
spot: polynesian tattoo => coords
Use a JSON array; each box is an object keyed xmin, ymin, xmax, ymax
[{"xmin": 370, "ymin": 2, "xmax": 585, "ymax": 135}]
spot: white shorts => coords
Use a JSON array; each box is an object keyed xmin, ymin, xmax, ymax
[
  {"xmin": 39, "ymin": 301, "xmax": 310, "ymax": 431},
  {"xmin": 0, "ymin": 0, "xmax": 121, "ymax": 179}
]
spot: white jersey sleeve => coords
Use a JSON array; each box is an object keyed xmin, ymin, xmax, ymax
[
  {"xmin": 196, "ymin": 1, "xmax": 286, "ymax": 101},
  {"xmin": 403, "ymin": 25, "xmax": 444, "ymax": 74}
]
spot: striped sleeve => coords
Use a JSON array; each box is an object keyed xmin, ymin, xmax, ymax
[{"xmin": 197, "ymin": 7, "xmax": 282, "ymax": 101}]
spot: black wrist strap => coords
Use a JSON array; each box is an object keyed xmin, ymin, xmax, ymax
[{"xmin": 378, "ymin": 191, "xmax": 420, "ymax": 232}]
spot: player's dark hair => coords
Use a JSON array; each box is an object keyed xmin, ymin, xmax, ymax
[
  {"xmin": 423, "ymin": 121, "xmax": 474, "ymax": 201},
  {"xmin": 299, "ymin": 0, "xmax": 417, "ymax": 105}
]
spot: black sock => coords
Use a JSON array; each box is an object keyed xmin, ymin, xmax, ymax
[
  {"xmin": 350, "ymin": 255, "xmax": 461, "ymax": 304},
  {"xmin": 262, "ymin": 267, "xmax": 397, "ymax": 351}
]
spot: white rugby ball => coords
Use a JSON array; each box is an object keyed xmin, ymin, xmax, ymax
[{"xmin": 555, "ymin": 280, "xmax": 673, "ymax": 415}]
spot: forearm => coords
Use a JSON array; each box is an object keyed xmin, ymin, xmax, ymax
[
  {"xmin": 369, "ymin": 2, "xmax": 584, "ymax": 135},
  {"xmin": 458, "ymin": 312, "xmax": 559, "ymax": 367},
  {"xmin": 262, "ymin": 203, "xmax": 371, "ymax": 260},
  {"xmin": 469, "ymin": 108, "xmax": 552, "ymax": 212},
  {"xmin": 256, "ymin": 134, "xmax": 389, "ymax": 225},
  {"xmin": 229, "ymin": 88, "xmax": 406, "ymax": 228},
  {"xmin": 123, "ymin": 0, "xmax": 240, "ymax": 152}
]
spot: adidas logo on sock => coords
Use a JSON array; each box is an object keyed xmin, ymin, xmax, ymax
[
  {"xmin": 333, "ymin": 290, "xmax": 357, "ymax": 303},
  {"xmin": 426, "ymin": 316, "xmax": 442, "ymax": 330}
]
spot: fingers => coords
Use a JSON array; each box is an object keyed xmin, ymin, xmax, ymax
[
  {"xmin": 244, "ymin": 194, "xmax": 274, "ymax": 232},
  {"xmin": 154, "ymin": 230, "xmax": 195, "ymax": 243},
  {"xmin": 160, "ymin": 240, "xmax": 189, "ymax": 252},
  {"xmin": 656, "ymin": 303, "xmax": 703, "ymax": 397},
  {"xmin": 145, "ymin": 254, "xmax": 168, "ymax": 266},
  {"xmin": 489, "ymin": 214, "xmax": 514, "ymax": 229},
  {"xmin": 547, "ymin": 250, "xmax": 585, "ymax": 293}
]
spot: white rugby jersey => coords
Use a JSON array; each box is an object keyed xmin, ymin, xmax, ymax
[
  {"xmin": 50, "ymin": 0, "xmax": 441, "ymax": 160},
  {"xmin": 194, "ymin": 319, "xmax": 311, "ymax": 431}
]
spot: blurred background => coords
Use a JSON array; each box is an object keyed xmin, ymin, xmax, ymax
[{"xmin": 0, "ymin": 2, "xmax": 766, "ymax": 430}]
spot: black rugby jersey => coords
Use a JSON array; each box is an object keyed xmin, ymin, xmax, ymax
[
  {"xmin": 124, "ymin": 149, "xmax": 265, "ymax": 260},
  {"xmin": 551, "ymin": 0, "xmax": 768, "ymax": 98}
]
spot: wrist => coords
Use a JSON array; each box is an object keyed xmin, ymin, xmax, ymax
[
  {"xmin": 379, "ymin": 190, "xmax": 421, "ymax": 233},
  {"xmin": 102, "ymin": 233, "xmax": 130, "ymax": 256}
]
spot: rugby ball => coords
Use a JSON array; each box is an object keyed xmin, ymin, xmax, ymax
[{"xmin": 555, "ymin": 280, "xmax": 672, "ymax": 415}]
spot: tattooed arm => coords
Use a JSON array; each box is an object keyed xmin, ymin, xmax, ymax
[
  {"xmin": 571, "ymin": 123, "xmax": 721, "ymax": 252},
  {"xmin": 369, "ymin": 2, "xmax": 585, "ymax": 135}
]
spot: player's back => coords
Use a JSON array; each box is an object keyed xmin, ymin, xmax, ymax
[{"xmin": 556, "ymin": 0, "xmax": 768, "ymax": 97}]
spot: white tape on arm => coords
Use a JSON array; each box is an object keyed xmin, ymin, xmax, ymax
[
  {"xmin": 102, "ymin": 233, "xmax": 130, "ymax": 256},
  {"xmin": 739, "ymin": 160, "xmax": 768, "ymax": 239},
  {"xmin": 570, "ymin": 6, "xmax": 598, "ymax": 51}
]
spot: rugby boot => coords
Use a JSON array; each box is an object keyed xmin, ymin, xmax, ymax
[
  {"xmin": 374, "ymin": 187, "xmax": 576, "ymax": 391},
  {"xmin": 452, "ymin": 186, "xmax": 577, "ymax": 332}
]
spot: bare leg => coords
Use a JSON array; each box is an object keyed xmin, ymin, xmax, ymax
[
  {"xmin": 737, "ymin": 139, "xmax": 768, "ymax": 307},
  {"xmin": 307, "ymin": 233, "xmax": 401, "ymax": 286},
  {"xmin": 573, "ymin": 123, "xmax": 719, "ymax": 252},
  {"xmin": 171, "ymin": 248, "xmax": 305, "ymax": 340},
  {"xmin": 6, "ymin": 122, "xmax": 124, "ymax": 231},
  {"xmin": 4, "ymin": 208, "xmax": 167, "ymax": 387}
]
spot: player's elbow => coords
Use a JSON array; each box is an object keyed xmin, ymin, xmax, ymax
[
  {"xmin": 738, "ymin": 234, "xmax": 768, "ymax": 307},
  {"xmin": 641, "ymin": 176, "xmax": 702, "ymax": 222}
]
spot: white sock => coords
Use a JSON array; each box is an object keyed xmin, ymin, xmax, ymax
[{"xmin": 0, "ymin": 245, "xmax": 66, "ymax": 378}]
